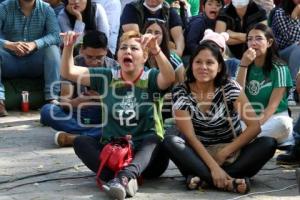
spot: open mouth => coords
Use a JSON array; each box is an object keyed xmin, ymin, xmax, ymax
[
  {"xmin": 123, "ymin": 57, "xmax": 133, "ymax": 65},
  {"xmin": 209, "ymin": 11, "xmax": 217, "ymax": 17}
]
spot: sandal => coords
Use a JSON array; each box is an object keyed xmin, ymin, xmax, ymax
[
  {"xmin": 231, "ymin": 178, "xmax": 251, "ymax": 194},
  {"xmin": 186, "ymin": 175, "xmax": 205, "ymax": 190}
]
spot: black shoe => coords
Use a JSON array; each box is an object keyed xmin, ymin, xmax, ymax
[{"xmin": 277, "ymin": 150, "xmax": 300, "ymax": 165}]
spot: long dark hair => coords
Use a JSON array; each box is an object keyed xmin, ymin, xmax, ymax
[
  {"xmin": 246, "ymin": 23, "xmax": 284, "ymax": 76},
  {"xmin": 281, "ymin": 0, "xmax": 298, "ymax": 15},
  {"xmin": 185, "ymin": 41, "xmax": 229, "ymax": 87},
  {"xmin": 65, "ymin": 0, "xmax": 96, "ymax": 31},
  {"xmin": 142, "ymin": 20, "xmax": 170, "ymax": 60}
]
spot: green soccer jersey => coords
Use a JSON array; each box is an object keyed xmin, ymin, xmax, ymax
[
  {"xmin": 245, "ymin": 63, "xmax": 293, "ymax": 115},
  {"xmin": 89, "ymin": 67, "xmax": 165, "ymax": 147}
]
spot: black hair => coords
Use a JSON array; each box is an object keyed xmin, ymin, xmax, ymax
[
  {"xmin": 142, "ymin": 20, "xmax": 170, "ymax": 62},
  {"xmin": 65, "ymin": 0, "xmax": 96, "ymax": 31},
  {"xmin": 246, "ymin": 23, "xmax": 284, "ymax": 77},
  {"xmin": 203, "ymin": 0, "xmax": 225, "ymax": 7},
  {"xmin": 82, "ymin": 30, "xmax": 108, "ymax": 49},
  {"xmin": 185, "ymin": 40, "xmax": 229, "ymax": 87},
  {"xmin": 281, "ymin": 0, "xmax": 297, "ymax": 15}
]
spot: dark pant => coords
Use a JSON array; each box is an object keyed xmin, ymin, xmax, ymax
[
  {"xmin": 73, "ymin": 134, "xmax": 169, "ymax": 182},
  {"xmin": 163, "ymin": 135, "xmax": 277, "ymax": 186}
]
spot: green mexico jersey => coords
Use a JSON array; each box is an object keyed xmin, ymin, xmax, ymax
[
  {"xmin": 89, "ymin": 67, "xmax": 165, "ymax": 147},
  {"xmin": 245, "ymin": 63, "xmax": 293, "ymax": 115}
]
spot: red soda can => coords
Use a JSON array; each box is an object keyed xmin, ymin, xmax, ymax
[{"xmin": 21, "ymin": 91, "xmax": 29, "ymax": 112}]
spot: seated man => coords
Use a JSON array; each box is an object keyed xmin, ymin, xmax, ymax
[
  {"xmin": 0, "ymin": 0, "xmax": 61, "ymax": 117},
  {"xmin": 40, "ymin": 30, "xmax": 118, "ymax": 147},
  {"xmin": 120, "ymin": 0, "xmax": 185, "ymax": 56}
]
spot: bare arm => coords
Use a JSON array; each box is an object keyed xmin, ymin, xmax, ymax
[
  {"xmin": 61, "ymin": 32, "xmax": 90, "ymax": 86},
  {"xmin": 141, "ymin": 34, "xmax": 175, "ymax": 90},
  {"xmin": 259, "ymin": 88, "xmax": 286, "ymax": 125},
  {"xmin": 170, "ymin": 26, "xmax": 185, "ymax": 57},
  {"xmin": 155, "ymin": 48, "xmax": 175, "ymax": 90},
  {"xmin": 215, "ymin": 21, "xmax": 244, "ymax": 45}
]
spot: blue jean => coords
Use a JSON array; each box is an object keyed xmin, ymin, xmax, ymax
[
  {"xmin": 279, "ymin": 43, "xmax": 300, "ymax": 82},
  {"xmin": 0, "ymin": 45, "xmax": 61, "ymax": 100},
  {"xmin": 40, "ymin": 104, "xmax": 102, "ymax": 139},
  {"xmin": 225, "ymin": 58, "xmax": 240, "ymax": 79}
]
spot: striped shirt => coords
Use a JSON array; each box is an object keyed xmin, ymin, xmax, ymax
[
  {"xmin": 0, "ymin": 0, "xmax": 60, "ymax": 49},
  {"xmin": 172, "ymin": 80, "xmax": 243, "ymax": 145}
]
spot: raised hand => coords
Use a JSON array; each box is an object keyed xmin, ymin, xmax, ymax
[
  {"xmin": 61, "ymin": 31, "xmax": 81, "ymax": 47},
  {"xmin": 138, "ymin": 33, "xmax": 160, "ymax": 55}
]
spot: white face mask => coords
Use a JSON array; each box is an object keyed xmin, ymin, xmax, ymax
[
  {"xmin": 232, "ymin": 0, "xmax": 250, "ymax": 8},
  {"xmin": 143, "ymin": 1, "xmax": 163, "ymax": 12}
]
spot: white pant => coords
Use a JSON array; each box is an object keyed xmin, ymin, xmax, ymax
[
  {"xmin": 260, "ymin": 111, "xmax": 294, "ymax": 146},
  {"xmin": 242, "ymin": 111, "xmax": 295, "ymax": 146}
]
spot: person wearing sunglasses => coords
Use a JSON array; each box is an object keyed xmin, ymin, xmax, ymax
[
  {"xmin": 120, "ymin": 0, "xmax": 185, "ymax": 57},
  {"xmin": 236, "ymin": 23, "xmax": 294, "ymax": 148},
  {"xmin": 40, "ymin": 31, "xmax": 118, "ymax": 147}
]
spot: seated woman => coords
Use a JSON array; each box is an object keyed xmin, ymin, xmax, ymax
[
  {"xmin": 143, "ymin": 19, "xmax": 185, "ymax": 120},
  {"xmin": 143, "ymin": 19, "xmax": 185, "ymax": 83},
  {"xmin": 58, "ymin": 0, "xmax": 110, "ymax": 53},
  {"xmin": 60, "ymin": 30, "xmax": 175, "ymax": 200},
  {"xmin": 236, "ymin": 23, "xmax": 295, "ymax": 147},
  {"xmin": 163, "ymin": 41, "xmax": 277, "ymax": 194},
  {"xmin": 215, "ymin": 0, "xmax": 267, "ymax": 59}
]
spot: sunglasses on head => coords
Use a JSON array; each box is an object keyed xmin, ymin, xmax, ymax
[{"xmin": 146, "ymin": 18, "xmax": 166, "ymax": 24}]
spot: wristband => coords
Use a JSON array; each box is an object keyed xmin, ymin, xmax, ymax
[{"xmin": 239, "ymin": 64, "xmax": 248, "ymax": 68}]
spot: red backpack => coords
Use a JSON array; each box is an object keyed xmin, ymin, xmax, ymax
[{"xmin": 96, "ymin": 137, "xmax": 134, "ymax": 188}]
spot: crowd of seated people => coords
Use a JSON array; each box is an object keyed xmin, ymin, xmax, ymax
[{"xmin": 1, "ymin": 0, "xmax": 300, "ymax": 199}]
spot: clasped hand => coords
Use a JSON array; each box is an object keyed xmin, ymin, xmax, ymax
[{"xmin": 7, "ymin": 41, "xmax": 36, "ymax": 56}]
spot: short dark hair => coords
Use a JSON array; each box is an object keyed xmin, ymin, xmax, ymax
[
  {"xmin": 82, "ymin": 30, "xmax": 108, "ymax": 49},
  {"xmin": 203, "ymin": 0, "xmax": 224, "ymax": 7},
  {"xmin": 186, "ymin": 41, "xmax": 229, "ymax": 87}
]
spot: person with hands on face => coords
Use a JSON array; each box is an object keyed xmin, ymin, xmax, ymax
[
  {"xmin": 58, "ymin": 0, "xmax": 109, "ymax": 51},
  {"xmin": 0, "ymin": 0, "xmax": 61, "ymax": 117},
  {"xmin": 163, "ymin": 40, "xmax": 277, "ymax": 194},
  {"xmin": 236, "ymin": 23, "xmax": 295, "ymax": 148},
  {"xmin": 60, "ymin": 30, "xmax": 174, "ymax": 200}
]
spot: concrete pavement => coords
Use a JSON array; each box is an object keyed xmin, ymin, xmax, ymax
[{"xmin": 0, "ymin": 111, "xmax": 299, "ymax": 200}]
